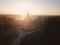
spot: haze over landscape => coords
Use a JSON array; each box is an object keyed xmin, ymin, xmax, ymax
[{"xmin": 0, "ymin": 0, "xmax": 60, "ymax": 15}]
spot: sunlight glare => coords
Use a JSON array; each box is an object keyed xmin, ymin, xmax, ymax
[{"xmin": 8, "ymin": 1, "xmax": 35, "ymax": 15}]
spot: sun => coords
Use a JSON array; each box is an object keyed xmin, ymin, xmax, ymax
[{"xmin": 20, "ymin": 17, "xmax": 26, "ymax": 20}]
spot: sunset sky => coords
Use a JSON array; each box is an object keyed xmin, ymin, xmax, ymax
[{"xmin": 0, "ymin": 0, "xmax": 60, "ymax": 15}]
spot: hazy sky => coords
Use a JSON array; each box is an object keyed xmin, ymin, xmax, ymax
[{"xmin": 0, "ymin": 0, "xmax": 60, "ymax": 15}]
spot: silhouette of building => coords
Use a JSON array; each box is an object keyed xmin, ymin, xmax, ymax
[{"xmin": 27, "ymin": 11, "xmax": 29, "ymax": 17}]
